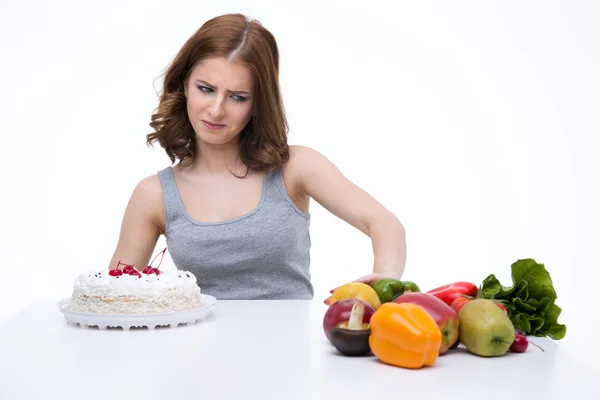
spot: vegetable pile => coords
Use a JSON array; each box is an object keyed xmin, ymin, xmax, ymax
[{"xmin": 322, "ymin": 256, "xmax": 566, "ymax": 369}]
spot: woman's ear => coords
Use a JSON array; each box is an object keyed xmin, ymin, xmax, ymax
[{"xmin": 183, "ymin": 77, "xmax": 189, "ymax": 97}]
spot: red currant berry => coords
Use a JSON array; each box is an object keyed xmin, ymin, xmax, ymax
[
  {"xmin": 123, "ymin": 265, "xmax": 135, "ymax": 274},
  {"xmin": 142, "ymin": 266, "xmax": 154, "ymax": 274}
]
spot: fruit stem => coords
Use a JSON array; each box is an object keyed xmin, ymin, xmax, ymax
[
  {"xmin": 529, "ymin": 341, "xmax": 545, "ymax": 352},
  {"xmin": 149, "ymin": 247, "xmax": 167, "ymax": 269},
  {"xmin": 116, "ymin": 261, "xmax": 134, "ymax": 269},
  {"xmin": 347, "ymin": 302, "xmax": 365, "ymax": 330}
]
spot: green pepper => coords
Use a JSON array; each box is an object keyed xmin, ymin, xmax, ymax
[
  {"xmin": 371, "ymin": 279, "xmax": 406, "ymax": 303},
  {"xmin": 402, "ymin": 281, "xmax": 421, "ymax": 293},
  {"xmin": 371, "ymin": 279, "xmax": 422, "ymax": 303}
]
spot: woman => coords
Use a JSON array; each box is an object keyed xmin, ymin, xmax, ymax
[{"xmin": 108, "ymin": 13, "xmax": 407, "ymax": 303}]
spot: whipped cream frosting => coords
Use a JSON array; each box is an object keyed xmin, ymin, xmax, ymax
[
  {"xmin": 70, "ymin": 268, "xmax": 206, "ymax": 314},
  {"xmin": 74, "ymin": 269, "xmax": 202, "ymax": 297}
]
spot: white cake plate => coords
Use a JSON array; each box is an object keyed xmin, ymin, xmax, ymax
[{"xmin": 57, "ymin": 294, "xmax": 216, "ymax": 330}]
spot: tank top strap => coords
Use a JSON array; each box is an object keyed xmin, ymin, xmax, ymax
[
  {"xmin": 264, "ymin": 166, "xmax": 282, "ymax": 189},
  {"xmin": 156, "ymin": 166, "xmax": 181, "ymax": 231},
  {"xmin": 263, "ymin": 167, "xmax": 311, "ymax": 218}
]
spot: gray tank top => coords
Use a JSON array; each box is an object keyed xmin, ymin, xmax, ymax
[{"xmin": 157, "ymin": 165, "xmax": 314, "ymax": 300}]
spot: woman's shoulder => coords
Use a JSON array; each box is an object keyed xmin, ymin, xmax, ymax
[
  {"xmin": 132, "ymin": 173, "xmax": 164, "ymax": 200},
  {"xmin": 126, "ymin": 173, "xmax": 166, "ymax": 230},
  {"xmin": 279, "ymin": 145, "xmax": 329, "ymax": 211},
  {"xmin": 287, "ymin": 144, "xmax": 317, "ymax": 159},
  {"xmin": 284, "ymin": 145, "xmax": 336, "ymax": 180},
  {"xmin": 282, "ymin": 145, "xmax": 311, "ymax": 184},
  {"xmin": 285, "ymin": 145, "xmax": 322, "ymax": 171}
]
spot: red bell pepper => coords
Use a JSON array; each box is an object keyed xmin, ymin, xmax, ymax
[{"xmin": 426, "ymin": 282, "xmax": 478, "ymax": 306}]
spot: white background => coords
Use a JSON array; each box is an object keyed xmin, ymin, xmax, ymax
[{"xmin": 1, "ymin": 0, "xmax": 598, "ymax": 374}]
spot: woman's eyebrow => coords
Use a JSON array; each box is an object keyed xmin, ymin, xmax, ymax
[{"xmin": 195, "ymin": 79, "xmax": 251, "ymax": 95}]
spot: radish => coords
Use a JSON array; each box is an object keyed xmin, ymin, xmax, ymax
[{"xmin": 510, "ymin": 332, "xmax": 545, "ymax": 353}]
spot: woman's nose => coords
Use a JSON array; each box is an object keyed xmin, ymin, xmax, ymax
[{"xmin": 208, "ymin": 97, "xmax": 225, "ymax": 119}]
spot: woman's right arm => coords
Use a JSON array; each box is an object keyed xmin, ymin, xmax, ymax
[{"xmin": 107, "ymin": 175, "xmax": 166, "ymax": 271}]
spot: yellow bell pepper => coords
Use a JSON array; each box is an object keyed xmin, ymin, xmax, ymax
[
  {"xmin": 329, "ymin": 282, "xmax": 382, "ymax": 310},
  {"xmin": 368, "ymin": 302, "xmax": 442, "ymax": 369}
]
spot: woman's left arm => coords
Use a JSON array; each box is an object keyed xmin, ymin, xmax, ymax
[{"xmin": 291, "ymin": 146, "xmax": 407, "ymax": 290}]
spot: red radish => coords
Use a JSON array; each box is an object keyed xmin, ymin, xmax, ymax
[
  {"xmin": 510, "ymin": 333, "xmax": 545, "ymax": 353},
  {"xmin": 510, "ymin": 334, "xmax": 528, "ymax": 353}
]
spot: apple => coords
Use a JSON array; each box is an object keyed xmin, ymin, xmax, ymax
[
  {"xmin": 393, "ymin": 292, "xmax": 459, "ymax": 354},
  {"xmin": 323, "ymin": 299, "xmax": 375, "ymax": 343}
]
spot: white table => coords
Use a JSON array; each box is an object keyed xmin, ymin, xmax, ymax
[{"xmin": 1, "ymin": 299, "xmax": 598, "ymax": 400}]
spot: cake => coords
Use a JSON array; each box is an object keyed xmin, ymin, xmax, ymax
[{"xmin": 69, "ymin": 248, "xmax": 205, "ymax": 314}]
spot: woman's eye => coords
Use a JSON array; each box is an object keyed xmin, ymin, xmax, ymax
[
  {"xmin": 231, "ymin": 95, "xmax": 247, "ymax": 103},
  {"xmin": 196, "ymin": 85, "xmax": 246, "ymax": 102},
  {"xmin": 197, "ymin": 85, "xmax": 213, "ymax": 94}
]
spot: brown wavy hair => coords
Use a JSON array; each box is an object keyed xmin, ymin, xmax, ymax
[{"xmin": 146, "ymin": 13, "xmax": 289, "ymax": 175}]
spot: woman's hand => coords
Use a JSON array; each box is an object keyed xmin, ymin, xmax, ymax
[{"xmin": 323, "ymin": 272, "xmax": 399, "ymax": 305}]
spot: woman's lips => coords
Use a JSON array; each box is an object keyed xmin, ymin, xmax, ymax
[{"xmin": 202, "ymin": 120, "xmax": 226, "ymax": 130}]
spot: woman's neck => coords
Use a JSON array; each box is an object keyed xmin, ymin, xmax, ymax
[{"xmin": 185, "ymin": 139, "xmax": 245, "ymax": 176}]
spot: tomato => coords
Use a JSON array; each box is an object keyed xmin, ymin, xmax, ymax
[
  {"xmin": 450, "ymin": 296, "xmax": 472, "ymax": 313},
  {"xmin": 451, "ymin": 296, "xmax": 508, "ymax": 316},
  {"xmin": 496, "ymin": 302, "xmax": 508, "ymax": 315}
]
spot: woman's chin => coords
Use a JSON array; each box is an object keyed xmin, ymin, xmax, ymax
[{"xmin": 196, "ymin": 133, "xmax": 239, "ymax": 147}]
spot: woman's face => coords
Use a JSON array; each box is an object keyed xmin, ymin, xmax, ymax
[{"xmin": 184, "ymin": 57, "xmax": 254, "ymax": 147}]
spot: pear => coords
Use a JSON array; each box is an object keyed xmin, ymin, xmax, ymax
[{"xmin": 458, "ymin": 299, "xmax": 515, "ymax": 357}]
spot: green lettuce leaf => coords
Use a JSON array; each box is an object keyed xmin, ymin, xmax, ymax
[
  {"xmin": 514, "ymin": 298, "xmax": 536, "ymax": 313},
  {"xmin": 479, "ymin": 275, "xmax": 527, "ymax": 299},
  {"xmin": 479, "ymin": 258, "xmax": 566, "ymax": 340},
  {"xmin": 511, "ymin": 259, "xmax": 557, "ymax": 302},
  {"xmin": 545, "ymin": 304, "xmax": 567, "ymax": 340},
  {"xmin": 530, "ymin": 297, "xmax": 552, "ymax": 314},
  {"xmin": 528, "ymin": 315, "xmax": 546, "ymax": 335}
]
